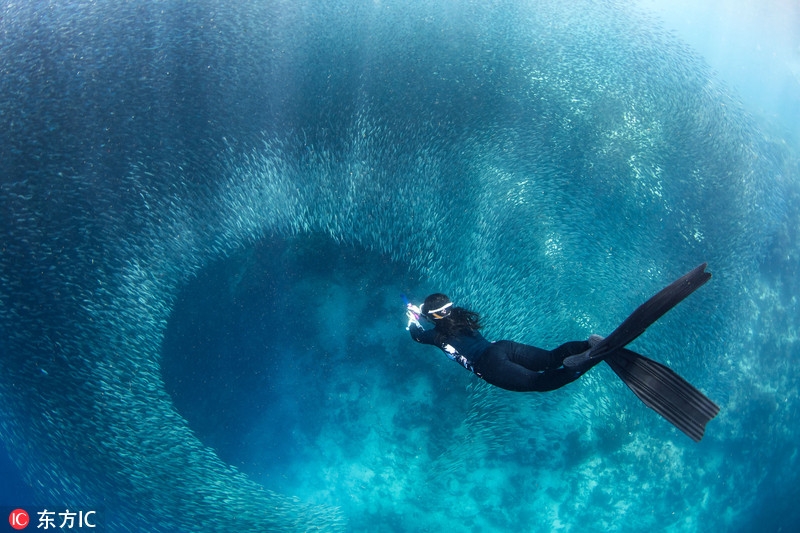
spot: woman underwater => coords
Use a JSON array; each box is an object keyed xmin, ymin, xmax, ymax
[
  {"xmin": 405, "ymin": 263, "xmax": 720, "ymax": 441},
  {"xmin": 407, "ymin": 292, "xmax": 604, "ymax": 392}
]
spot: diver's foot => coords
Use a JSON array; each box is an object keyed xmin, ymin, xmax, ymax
[
  {"xmin": 588, "ymin": 334, "xmax": 604, "ymax": 347},
  {"xmin": 563, "ymin": 335, "xmax": 606, "ymax": 368},
  {"xmin": 563, "ymin": 348, "xmax": 593, "ymax": 369}
]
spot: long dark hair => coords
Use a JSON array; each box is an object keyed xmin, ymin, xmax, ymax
[
  {"xmin": 422, "ymin": 293, "xmax": 483, "ymax": 337},
  {"xmin": 436, "ymin": 307, "xmax": 483, "ymax": 336}
]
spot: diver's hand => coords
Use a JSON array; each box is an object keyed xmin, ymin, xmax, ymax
[{"xmin": 406, "ymin": 304, "xmax": 422, "ymax": 330}]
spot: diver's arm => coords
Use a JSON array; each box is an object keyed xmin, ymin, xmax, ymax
[{"xmin": 409, "ymin": 323, "xmax": 436, "ymax": 345}]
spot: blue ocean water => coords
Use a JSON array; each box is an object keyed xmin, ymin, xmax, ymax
[{"xmin": 1, "ymin": 1, "xmax": 798, "ymax": 532}]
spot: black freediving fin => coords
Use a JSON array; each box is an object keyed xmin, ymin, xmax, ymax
[
  {"xmin": 563, "ymin": 263, "xmax": 712, "ymax": 369},
  {"xmin": 605, "ymin": 348, "xmax": 719, "ymax": 442},
  {"xmin": 586, "ymin": 263, "xmax": 712, "ymax": 361}
]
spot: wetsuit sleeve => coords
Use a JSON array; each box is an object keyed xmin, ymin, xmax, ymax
[{"xmin": 409, "ymin": 323, "xmax": 437, "ymax": 345}]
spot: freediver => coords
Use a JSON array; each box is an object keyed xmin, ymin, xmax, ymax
[{"xmin": 405, "ymin": 263, "xmax": 719, "ymax": 441}]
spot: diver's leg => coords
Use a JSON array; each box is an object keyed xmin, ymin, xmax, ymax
[
  {"xmin": 503, "ymin": 341, "xmax": 565, "ymax": 371},
  {"xmin": 550, "ymin": 340, "xmax": 593, "ymax": 362},
  {"xmin": 475, "ymin": 343, "xmax": 594, "ymax": 392},
  {"xmin": 500, "ymin": 340, "xmax": 593, "ymax": 371}
]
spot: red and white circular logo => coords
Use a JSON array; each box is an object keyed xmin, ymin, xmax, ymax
[{"xmin": 9, "ymin": 509, "xmax": 29, "ymax": 530}]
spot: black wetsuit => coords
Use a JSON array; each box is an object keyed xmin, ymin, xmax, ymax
[{"xmin": 409, "ymin": 324, "xmax": 602, "ymax": 392}]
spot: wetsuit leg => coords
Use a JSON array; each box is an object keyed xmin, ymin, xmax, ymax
[
  {"xmin": 505, "ymin": 340, "xmax": 599, "ymax": 370},
  {"xmin": 503, "ymin": 340, "xmax": 565, "ymax": 371},
  {"xmin": 474, "ymin": 341, "xmax": 601, "ymax": 392},
  {"xmin": 550, "ymin": 341, "xmax": 594, "ymax": 364}
]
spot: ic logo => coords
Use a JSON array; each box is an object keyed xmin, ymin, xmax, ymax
[{"xmin": 8, "ymin": 509, "xmax": 29, "ymax": 530}]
